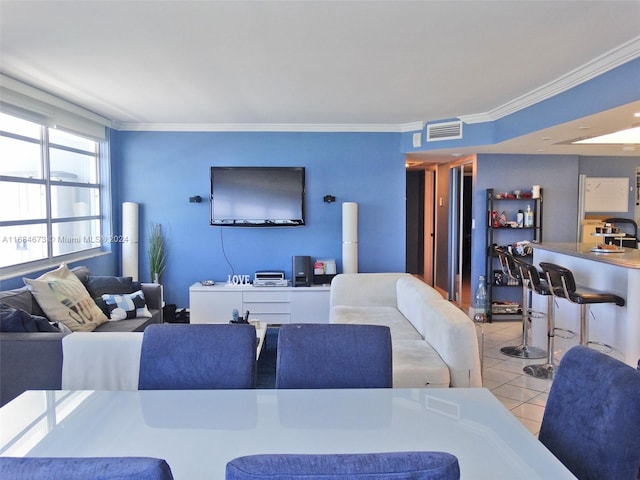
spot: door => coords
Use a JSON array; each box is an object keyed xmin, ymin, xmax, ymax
[{"xmin": 406, "ymin": 169, "xmax": 436, "ymax": 285}]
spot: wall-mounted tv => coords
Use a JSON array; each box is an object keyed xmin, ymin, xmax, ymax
[{"xmin": 210, "ymin": 167, "xmax": 305, "ymax": 227}]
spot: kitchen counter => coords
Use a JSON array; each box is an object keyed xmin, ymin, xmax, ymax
[
  {"xmin": 533, "ymin": 242, "xmax": 640, "ymax": 269},
  {"xmin": 531, "ymin": 243, "xmax": 639, "ymax": 367}
]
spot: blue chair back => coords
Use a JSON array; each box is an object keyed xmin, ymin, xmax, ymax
[
  {"xmin": 138, "ymin": 324, "xmax": 256, "ymax": 389},
  {"xmin": 276, "ymin": 323, "xmax": 392, "ymax": 389},
  {"xmin": 539, "ymin": 345, "xmax": 640, "ymax": 480},
  {"xmin": 226, "ymin": 452, "xmax": 460, "ymax": 480},
  {"xmin": 0, "ymin": 457, "xmax": 173, "ymax": 480}
]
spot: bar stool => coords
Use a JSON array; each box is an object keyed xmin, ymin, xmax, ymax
[
  {"xmin": 495, "ymin": 247, "xmax": 546, "ymax": 359},
  {"xmin": 514, "ymin": 260, "xmax": 557, "ymax": 379},
  {"xmin": 539, "ymin": 262, "xmax": 625, "ymax": 352}
]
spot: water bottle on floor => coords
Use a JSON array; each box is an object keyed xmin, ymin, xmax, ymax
[{"xmin": 473, "ymin": 276, "xmax": 488, "ymax": 323}]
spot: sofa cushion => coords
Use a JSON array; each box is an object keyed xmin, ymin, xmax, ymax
[
  {"xmin": 0, "ymin": 287, "xmax": 43, "ymax": 316},
  {"xmin": 331, "ymin": 306, "xmax": 423, "ymax": 341},
  {"xmin": 0, "ymin": 306, "xmax": 61, "ymax": 332},
  {"xmin": 70, "ymin": 265, "xmax": 91, "ymax": 284},
  {"xmin": 84, "ymin": 275, "xmax": 134, "ymax": 297},
  {"xmin": 24, "ymin": 264, "xmax": 108, "ymax": 332},
  {"xmin": 392, "ymin": 340, "xmax": 451, "ymax": 388},
  {"xmin": 101, "ymin": 290, "xmax": 152, "ymax": 321}
]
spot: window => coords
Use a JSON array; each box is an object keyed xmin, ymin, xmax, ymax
[{"xmin": 0, "ymin": 112, "xmax": 103, "ymax": 270}]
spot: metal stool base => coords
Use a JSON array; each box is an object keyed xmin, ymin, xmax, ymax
[
  {"xmin": 523, "ymin": 362, "xmax": 555, "ymax": 379},
  {"xmin": 500, "ymin": 344, "xmax": 547, "ymax": 359}
]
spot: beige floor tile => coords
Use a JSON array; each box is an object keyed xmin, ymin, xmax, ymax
[
  {"xmin": 515, "ymin": 416, "xmax": 542, "ymax": 436},
  {"xmin": 482, "ymin": 377, "xmax": 504, "ymax": 390},
  {"xmin": 494, "ymin": 395, "xmax": 522, "ymax": 410},
  {"xmin": 491, "ymin": 359, "xmax": 530, "ymax": 375},
  {"xmin": 508, "ymin": 374, "xmax": 552, "ymax": 393},
  {"xmin": 510, "ymin": 402, "xmax": 546, "ymax": 423},
  {"xmin": 483, "ymin": 367, "xmax": 521, "ymax": 384},
  {"xmin": 491, "ymin": 383, "xmax": 541, "ymax": 403},
  {"xmin": 482, "ymin": 356, "xmax": 503, "ymax": 369},
  {"xmin": 528, "ymin": 392, "xmax": 549, "ymax": 408},
  {"xmin": 483, "ymin": 320, "xmax": 553, "ymax": 435}
]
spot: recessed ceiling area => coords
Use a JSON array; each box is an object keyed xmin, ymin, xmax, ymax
[
  {"xmin": 407, "ymin": 101, "xmax": 640, "ymax": 164},
  {"xmin": 1, "ymin": 0, "xmax": 639, "ymax": 159}
]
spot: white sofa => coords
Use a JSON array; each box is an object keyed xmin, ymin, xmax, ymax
[{"xmin": 330, "ymin": 273, "xmax": 482, "ymax": 388}]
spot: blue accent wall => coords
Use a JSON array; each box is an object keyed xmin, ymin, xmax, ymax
[{"xmin": 112, "ymin": 131, "xmax": 406, "ymax": 307}]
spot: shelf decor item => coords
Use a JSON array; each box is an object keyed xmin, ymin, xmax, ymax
[{"xmin": 148, "ymin": 222, "xmax": 166, "ymax": 284}]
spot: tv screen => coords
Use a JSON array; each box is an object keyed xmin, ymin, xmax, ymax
[{"xmin": 210, "ymin": 167, "xmax": 305, "ymax": 227}]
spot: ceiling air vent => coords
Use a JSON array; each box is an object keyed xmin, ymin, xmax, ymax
[{"xmin": 426, "ymin": 121, "xmax": 463, "ymax": 142}]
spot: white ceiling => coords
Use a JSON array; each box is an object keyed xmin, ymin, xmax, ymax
[{"xmin": 1, "ymin": 0, "xmax": 640, "ymax": 160}]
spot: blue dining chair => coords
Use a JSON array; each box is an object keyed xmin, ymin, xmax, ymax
[
  {"xmin": 138, "ymin": 323, "xmax": 257, "ymax": 389},
  {"xmin": 275, "ymin": 323, "xmax": 392, "ymax": 389},
  {"xmin": 225, "ymin": 452, "xmax": 460, "ymax": 480},
  {"xmin": 538, "ymin": 345, "xmax": 640, "ymax": 480},
  {"xmin": 0, "ymin": 456, "xmax": 173, "ymax": 479}
]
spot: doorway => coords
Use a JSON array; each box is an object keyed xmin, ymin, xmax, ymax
[
  {"xmin": 448, "ymin": 162, "xmax": 473, "ymax": 310},
  {"xmin": 406, "ymin": 168, "xmax": 436, "ymax": 285}
]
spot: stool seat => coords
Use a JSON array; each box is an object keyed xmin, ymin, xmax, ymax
[
  {"xmin": 540, "ymin": 262, "xmax": 625, "ymax": 307},
  {"xmin": 539, "ymin": 262, "xmax": 625, "ymax": 351},
  {"xmin": 565, "ymin": 288, "xmax": 625, "ymax": 306}
]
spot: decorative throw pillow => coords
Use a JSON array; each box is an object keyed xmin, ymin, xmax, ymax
[
  {"xmin": 0, "ymin": 305, "xmax": 62, "ymax": 332},
  {"xmin": 84, "ymin": 275, "xmax": 134, "ymax": 297},
  {"xmin": 101, "ymin": 290, "xmax": 152, "ymax": 321},
  {"xmin": 23, "ymin": 264, "xmax": 108, "ymax": 332}
]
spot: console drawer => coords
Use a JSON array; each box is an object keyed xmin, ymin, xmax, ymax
[
  {"xmin": 243, "ymin": 290, "xmax": 291, "ymax": 303},
  {"xmin": 243, "ymin": 301, "xmax": 291, "ymax": 314}
]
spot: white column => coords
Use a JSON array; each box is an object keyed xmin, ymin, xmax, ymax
[
  {"xmin": 122, "ymin": 202, "xmax": 139, "ymax": 281},
  {"xmin": 342, "ymin": 202, "xmax": 358, "ymax": 274}
]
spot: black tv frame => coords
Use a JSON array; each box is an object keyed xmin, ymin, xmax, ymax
[{"xmin": 209, "ymin": 166, "xmax": 306, "ymax": 227}]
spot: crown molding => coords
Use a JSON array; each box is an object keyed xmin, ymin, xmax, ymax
[
  {"xmin": 460, "ymin": 35, "xmax": 640, "ymax": 125},
  {"xmin": 114, "ymin": 121, "xmax": 424, "ymax": 133}
]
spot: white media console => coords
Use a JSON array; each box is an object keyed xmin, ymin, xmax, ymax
[{"xmin": 189, "ymin": 283, "xmax": 331, "ymax": 324}]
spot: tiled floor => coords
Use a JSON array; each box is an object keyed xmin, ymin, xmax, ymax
[{"xmin": 479, "ymin": 320, "xmax": 553, "ymax": 436}]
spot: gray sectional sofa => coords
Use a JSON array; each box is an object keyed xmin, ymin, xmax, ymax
[
  {"xmin": 0, "ymin": 266, "xmax": 163, "ymax": 406},
  {"xmin": 330, "ymin": 273, "xmax": 482, "ymax": 388}
]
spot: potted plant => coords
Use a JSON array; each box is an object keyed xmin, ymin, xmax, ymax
[{"xmin": 148, "ymin": 222, "xmax": 166, "ymax": 283}]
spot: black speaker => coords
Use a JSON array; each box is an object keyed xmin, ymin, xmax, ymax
[{"xmin": 292, "ymin": 255, "xmax": 311, "ymax": 287}]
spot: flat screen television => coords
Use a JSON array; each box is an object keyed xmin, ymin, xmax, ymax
[{"xmin": 210, "ymin": 167, "xmax": 305, "ymax": 227}]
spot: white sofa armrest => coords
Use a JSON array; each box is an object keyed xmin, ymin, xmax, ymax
[
  {"xmin": 330, "ymin": 273, "xmax": 406, "ymax": 308},
  {"xmin": 423, "ymin": 300, "xmax": 482, "ymax": 387}
]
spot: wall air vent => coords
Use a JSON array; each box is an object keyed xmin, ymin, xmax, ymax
[{"xmin": 426, "ymin": 121, "xmax": 463, "ymax": 142}]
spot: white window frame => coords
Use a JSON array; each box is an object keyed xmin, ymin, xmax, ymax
[{"xmin": 0, "ymin": 77, "xmax": 112, "ymax": 279}]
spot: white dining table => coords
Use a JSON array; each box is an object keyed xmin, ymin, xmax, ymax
[{"xmin": 0, "ymin": 388, "xmax": 576, "ymax": 480}]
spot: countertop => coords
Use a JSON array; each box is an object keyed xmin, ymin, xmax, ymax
[{"xmin": 533, "ymin": 242, "xmax": 640, "ymax": 269}]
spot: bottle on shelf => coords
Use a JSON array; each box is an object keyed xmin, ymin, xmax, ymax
[
  {"xmin": 524, "ymin": 205, "xmax": 533, "ymax": 228},
  {"xmin": 473, "ymin": 275, "xmax": 488, "ymax": 323}
]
